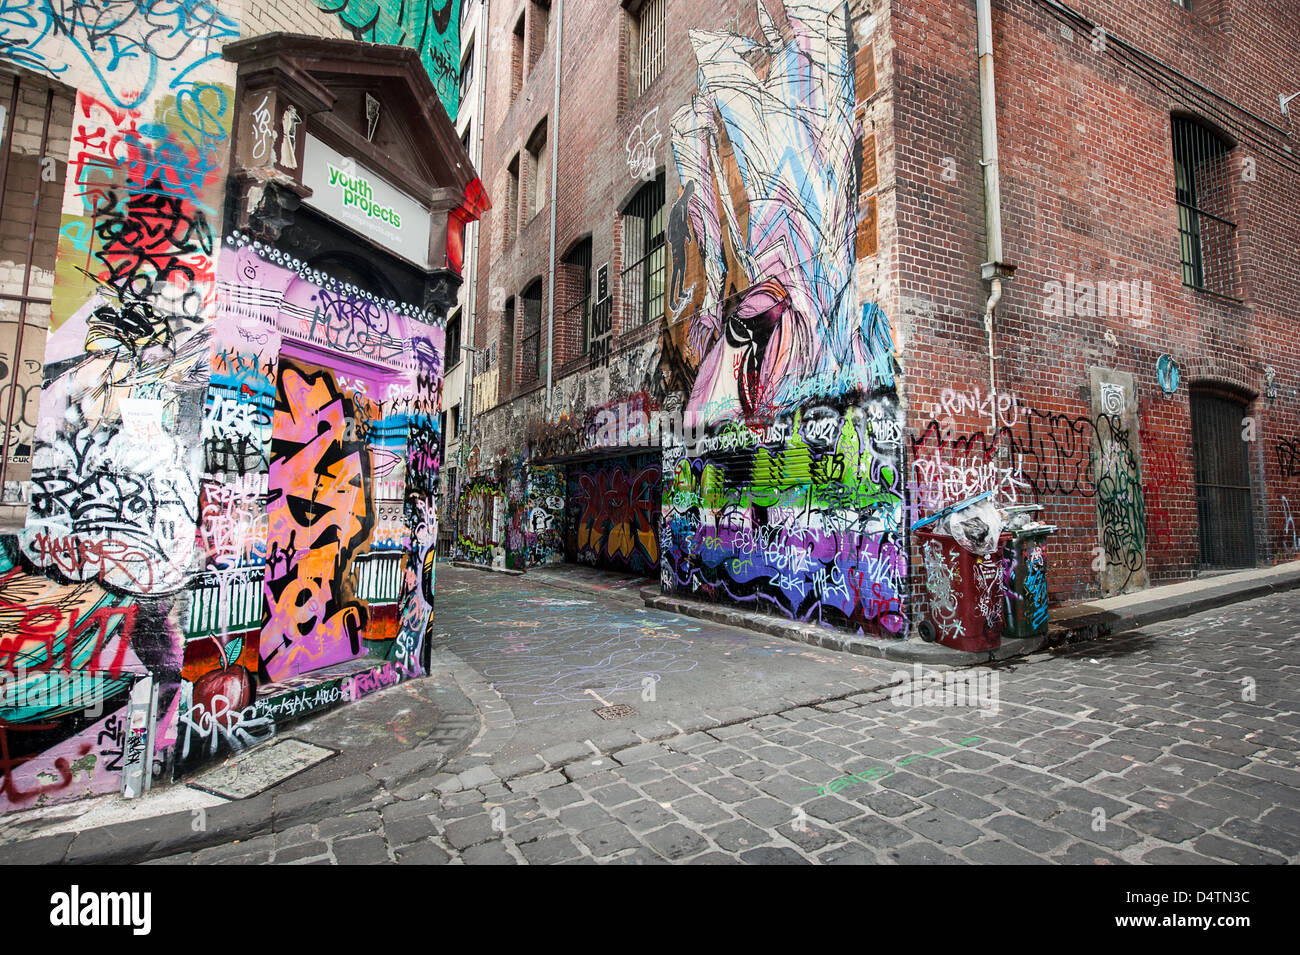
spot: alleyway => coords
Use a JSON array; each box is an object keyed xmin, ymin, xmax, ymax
[{"xmin": 139, "ymin": 566, "xmax": 1299, "ymax": 865}]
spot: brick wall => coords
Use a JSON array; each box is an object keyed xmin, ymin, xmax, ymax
[
  {"xmin": 894, "ymin": 0, "xmax": 1300, "ymax": 606},
  {"xmin": 466, "ymin": 0, "xmax": 1299, "ymax": 633}
]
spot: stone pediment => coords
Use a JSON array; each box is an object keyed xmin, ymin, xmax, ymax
[{"xmin": 224, "ymin": 33, "xmax": 488, "ymax": 274}]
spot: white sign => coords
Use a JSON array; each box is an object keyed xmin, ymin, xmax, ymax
[{"xmin": 301, "ymin": 133, "xmax": 432, "ymax": 266}]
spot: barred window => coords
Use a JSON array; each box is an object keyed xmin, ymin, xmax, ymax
[
  {"xmin": 638, "ymin": 0, "xmax": 666, "ymax": 95},
  {"xmin": 621, "ymin": 174, "xmax": 666, "ymax": 328},
  {"xmin": 562, "ymin": 238, "xmax": 593, "ymax": 356},
  {"xmin": 519, "ymin": 279, "xmax": 543, "ymax": 385},
  {"xmin": 1172, "ymin": 116, "xmax": 1237, "ymax": 298}
]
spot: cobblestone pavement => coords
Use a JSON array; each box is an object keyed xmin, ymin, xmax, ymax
[{"xmin": 147, "ymin": 584, "xmax": 1300, "ymax": 865}]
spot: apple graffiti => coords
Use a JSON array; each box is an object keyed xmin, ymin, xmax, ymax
[{"xmin": 192, "ymin": 636, "xmax": 252, "ymax": 713}]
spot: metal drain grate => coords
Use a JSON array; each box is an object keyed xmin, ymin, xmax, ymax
[{"xmin": 592, "ymin": 704, "xmax": 638, "ymax": 720}]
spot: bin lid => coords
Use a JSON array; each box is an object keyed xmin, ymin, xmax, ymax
[{"xmin": 1011, "ymin": 524, "xmax": 1058, "ymax": 539}]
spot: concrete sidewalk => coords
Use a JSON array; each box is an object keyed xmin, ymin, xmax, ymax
[
  {"xmin": 0, "ymin": 666, "xmax": 483, "ymax": 865},
  {"xmin": 1046, "ymin": 560, "xmax": 1300, "ymax": 643}
]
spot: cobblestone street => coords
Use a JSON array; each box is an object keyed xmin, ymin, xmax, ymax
[{"xmin": 145, "ymin": 569, "xmax": 1300, "ymax": 865}]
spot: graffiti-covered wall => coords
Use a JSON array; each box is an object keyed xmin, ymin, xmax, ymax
[
  {"xmin": 0, "ymin": 4, "xmax": 461, "ymax": 812},
  {"xmin": 657, "ymin": 0, "xmax": 904, "ymax": 634},
  {"xmin": 456, "ymin": 474, "xmax": 503, "ymax": 566},
  {"xmin": 568, "ymin": 452, "xmax": 660, "ymax": 576},
  {"xmin": 507, "ymin": 459, "xmax": 564, "ymax": 569},
  {"xmin": 308, "ymin": 0, "xmax": 462, "ymax": 121},
  {"xmin": 0, "ymin": 0, "xmax": 242, "ymax": 810},
  {"xmin": 176, "ymin": 239, "xmax": 446, "ymax": 770},
  {"xmin": 468, "ymin": 0, "xmax": 900, "ymax": 631}
]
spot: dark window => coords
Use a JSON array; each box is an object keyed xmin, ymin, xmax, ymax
[
  {"xmin": 1172, "ymin": 116, "xmax": 1237, "ymax": 298},
  {"xmin": 526, "ymin": 119, "xmax": 547, "ymax": 219},
  {"xmin": 505, "ymin": 154, "xmax": 520, "ymax": 246},
  {"xmin": 533, "ymin": 1, "xmax": 551, "ymax": 61},
  {"xmin": 450, "ymin": 404, "xmax": 461, "ymax": 439},
  {"xmin": 501, "ymin": 296, "xmax": 515, "ymax": 401},
  {"xmin": 519, "ymin": 278, "xmax": 543, "ymax": 385},
  {"xmin": 460, "ymin": 44, "xmax": 474, "ymax": 106},
  {"xmin": 621, "ymin": 174, "xmax": 666, "ymax": 328},
  {"xmin": 446, "ymin": 312, "xmax": 462, "ymax": 369},
  {"xmin": 562, "ymin": 238, "xmax": 593, "ymax": 356},
  {"xmin": 512, "ymin": 14, "xmax": 526, "ymax": 99}
]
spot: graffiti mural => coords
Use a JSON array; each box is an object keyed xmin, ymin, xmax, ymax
[
  {"xmin": 669, "ymin": 0, "xmax": 881, "ymax": 427},
  {"xmin": 0, "ymin": 0, "xmax": 237, "ymax": 810},
  {"xmin": 658, "ymin": 0, "xmax": 905, "ymax": 635},
  {"xmin": 505, "ymin": 458, "xmax": 564, "ymax": 569},
  {"xmin": 310, "ymin": 0, "xmax": 461, "ymax": 121},
  {"xmin": 910, "ymin": 403, "xmax": 1148, "ymax": 594},
  {"xmin": 0, "ymin": 4, "xmax": 465, "ymax": 811},
  {"xmin": 198, "ymin": 239, "xmax": 443, "ymax": 695},
  {"xmin": 261, "ymin": 361, "xmax": 373, "ymax": 681},
  {"xmin": 457, "ymin": 476, "xmax": 503, "ymax": 565},
  {"xmin": 0, "ymin": 538, "xmax": 155, "ymax": 809},
  {"xmin": 568, "ymin": 454, "xmax": 661, "ymax": 575}
]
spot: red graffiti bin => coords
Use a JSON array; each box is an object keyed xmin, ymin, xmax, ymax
[{"xmin": 915, "ymin": 529, "xmax": 1011, "ymax": 652}]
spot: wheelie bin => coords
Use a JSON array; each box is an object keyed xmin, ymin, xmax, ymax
[{"xmin": 915, "ymin": 527, "xmax": 1011, "ymax": 652}]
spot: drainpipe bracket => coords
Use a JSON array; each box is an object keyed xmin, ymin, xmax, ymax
[{"xmin": 980, "ymin": 261, "xmax": 1016, "ymax": 282}]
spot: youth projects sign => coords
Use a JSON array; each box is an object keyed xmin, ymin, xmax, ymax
[{"xmin": 301, "ymin": 134, "xmax": 432, "ymax": 266}]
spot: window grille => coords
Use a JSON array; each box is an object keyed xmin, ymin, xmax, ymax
[
  {"xmin": 1172, "ymin": 116, "xmax": 1237, "ymax": 298},
  {"xmin": 563, "ymin": 239, "xmax": 593, "ymax": 356},
  {"xmin": 519, "ymin": 280, "xmax": 543, "ymax": 384},
  {"xmin": 620, "ymin": 175, "xmax": 666, "ymax": 328},
  {"xmin": 638, "ymin": 0, "xmax": 666, "ymax": 95}
]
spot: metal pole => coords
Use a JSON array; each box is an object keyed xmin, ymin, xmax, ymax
[
  {"xmin": 0, "ymin": 76, "xmax": 22, "ymax": 493},
  {"xmin": 0, "ymin": 84, "xmax": 53, "ymax": 491},
  {"xmin": 543, "ymin": 0, "xmax": 565, "ymax": 417},
  {"xmin": 976, "ymin": 0, "xmax": 1004, "ymax": 270}
]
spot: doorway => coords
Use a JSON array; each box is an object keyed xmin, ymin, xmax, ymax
[
  {"xmin": 565, "ymin": 451, "xmax": 662, "ymax": 576},
  {"xmin": 1191, "ymin": 388, "xmax": 1256, "ymax": 569},
  {"xmin": 261, "ymin": 352, "xmax": 408, "ymax": 682}
]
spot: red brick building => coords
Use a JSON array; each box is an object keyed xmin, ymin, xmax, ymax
[{"xmin": 462, "ymin": 0, "xmax": 1300, "ymax": 645}]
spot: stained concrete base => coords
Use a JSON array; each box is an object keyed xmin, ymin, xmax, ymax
[
  {"xmin": 638, "ymin": 558, "xmax": 1300, "ymax": 664},
  {"xmin": 641, "ymin": 590, "xmax": 1045, "ymax": 665},
  {"xmin": 1046, "ymin": 559, "xmax": 1300, "ymax": 644}
]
